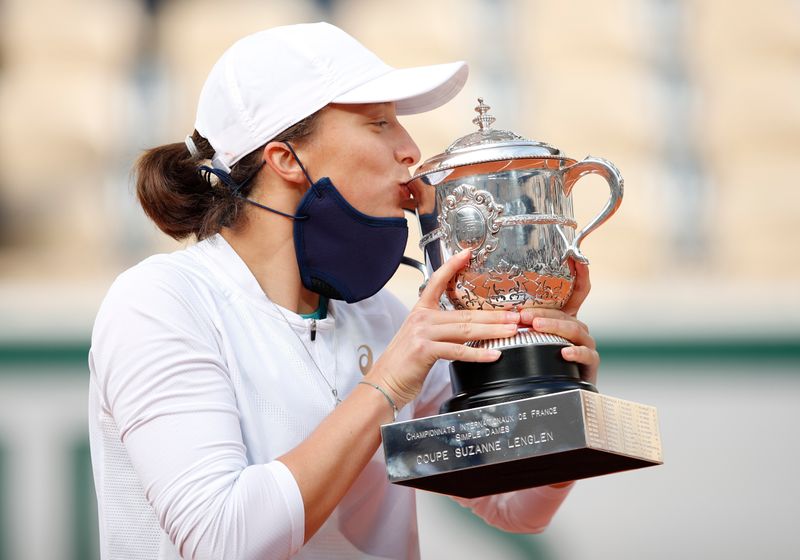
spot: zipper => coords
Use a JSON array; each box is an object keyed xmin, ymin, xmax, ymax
[{"xmin": 310, "ymin": 318, "xmax": 317, "ymax": 342}]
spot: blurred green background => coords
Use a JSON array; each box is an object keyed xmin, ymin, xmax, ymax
[{"xmin": 0, "ymin": 0, "xmax": 798, "ymax": 559}]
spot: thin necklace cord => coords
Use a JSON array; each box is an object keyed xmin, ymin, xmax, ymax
[{"xmin": 265, "ymin": 289, "xmax": 341, "ymax": 406}]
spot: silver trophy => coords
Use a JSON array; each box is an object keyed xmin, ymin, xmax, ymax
[{"xmin": 382, "ymin": 100, "xmax": 662, "ymax": 497}]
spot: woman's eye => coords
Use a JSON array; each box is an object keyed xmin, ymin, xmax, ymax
[{"xmin": 371, "ymin": 120, "xmax": 389, "ymax": 128}]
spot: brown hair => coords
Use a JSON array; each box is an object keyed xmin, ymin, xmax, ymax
[{"xmin": 135, "ymin": 111, "xmax": 321, "ymax": 241}]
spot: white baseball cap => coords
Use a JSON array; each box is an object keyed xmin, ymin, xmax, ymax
[{"xmin": 194, "ymin": 22, "xmax": 468, "ymax": 172}]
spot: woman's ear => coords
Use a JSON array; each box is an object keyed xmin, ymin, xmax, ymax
[{"xmin": 262, "ymin": 141, "xmax": 308, "ymax": 185}]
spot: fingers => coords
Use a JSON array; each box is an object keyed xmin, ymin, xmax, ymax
[
  {"xmin": 403, "ymin": 307, "xmax": 519, "ymax": 347},
  {"xmin": 428, "ymin": 341, "xmax": 501, "ymax": 363},
  {"xmin": 520, "ymin": 307, "xmax": 589, "ymax": 333},
  {"xmin": 528, "ymin": 316, "xmax": 595, "ymax": 349},
  {"xmin": 561, "ymin": 345, "xmax": 599, "ymax": 386},
  {"xmin": 426, "ymin": 308, "xmax": 520, "ymax": 326},
  {"xmin": 523, "ymin": 301, "xmax": 599, "ymax": 384},
  {"xmin": 417, "ymin": 250, "xmax": 471, "ymax": 308},
  {"xmin": 401, "ymin": 197, "xmax": 418, "ymax": 212},
  {"xmin": 426, "ymin": 321, "xmax": 520, "ymax": 344},
  {"xmin": 562, "ymin": 259, "xmax": 591, "ymax": 317},
  {"xmin": 521, "ymin": 306, "xmax": 594, "ymax": 348},
  {"xmin": 562, "ymin": 344, "xmax": 599, "ymax": 364}
]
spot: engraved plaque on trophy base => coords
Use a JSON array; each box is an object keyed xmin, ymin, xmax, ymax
[{"xmin": 381, "ymin": 389, "xmax": 662, "ymax": 498}]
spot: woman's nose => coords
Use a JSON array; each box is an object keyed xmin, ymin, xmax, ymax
[{"xmin": 396, "ymin": 126, "xmax": 421, "ymax": 167}]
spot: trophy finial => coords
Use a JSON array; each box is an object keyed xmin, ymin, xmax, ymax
[{"xmin": 472, "ymin": 98, "xmax": 496, "ymax": 131}]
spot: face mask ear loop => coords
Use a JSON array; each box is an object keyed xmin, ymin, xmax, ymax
[
  {"xmin": 197, "ymin": 162, "xmax": 262, "ymax": 196},
  {"xmin": 198, "ymin": 165, "xmax": 238, "ymax": 191},
  {"xmin": 198, "ymin": 161, "xmax": 308, "ymax": 221},
  {"xmin": 283, "ymin": 141, "xmax": 317, "ymax": 189},
  {"xmin": 244, "ymin": 196, "xmax": 308, "ymax": 220}
]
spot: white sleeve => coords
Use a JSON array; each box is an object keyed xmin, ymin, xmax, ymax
[
  {"xmin": 451, "ymin": 483, "xmax": 574, "ymax": 533},
  {"xmin": 91, "ymin": 264, "xmax": 305, "ymax": 559}
]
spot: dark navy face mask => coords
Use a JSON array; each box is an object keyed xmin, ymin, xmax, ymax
[
  {"xmin": 292, "ymin": 176, "xmax": 408, "ymax": 302},
  {"xmin": 202, "ymin": 143, "xmax": 409, "ymax": 303}
]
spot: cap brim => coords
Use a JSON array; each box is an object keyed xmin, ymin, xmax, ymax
[{"xmin": 332, "ymin": 61, "xmax": 468, "ymax": 115}]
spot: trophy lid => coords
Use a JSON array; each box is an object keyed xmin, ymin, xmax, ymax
[{"xmin": 410, "ymin": 98, "xmax": 565, "ymax": 185}]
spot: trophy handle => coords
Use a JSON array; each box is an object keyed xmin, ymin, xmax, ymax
[
  {"xmin": 400, "ymin": 256, "xmax": 433, "ymax": 300},
  {"xmin": 400, "ymin": 256, "xmax": 428, "ymax": 280},
  {"xmin": 561, "ymin": 156, "xmax": 624, "ymax": 264},
  {"xmin": 401, "ymin": 256, "xmax": 450, "ymax": 306},
  {"xmin": 400, "ymin": 207, "xmax": 432, "ymax": 296}
]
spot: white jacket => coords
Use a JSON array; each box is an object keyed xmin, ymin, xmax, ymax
[{"xmin": 88, "ymin": 234, "xmax": 572, "ymax": 560}]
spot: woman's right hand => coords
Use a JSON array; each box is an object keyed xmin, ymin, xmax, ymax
[{"xmin": 366, "ymin": 250, "xmax": 521, "ymax": 408}]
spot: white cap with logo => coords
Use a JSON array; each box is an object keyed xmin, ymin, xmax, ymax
[{"xmin": 194, "ymin": 22, "xmax": 468, "ymax": 172}]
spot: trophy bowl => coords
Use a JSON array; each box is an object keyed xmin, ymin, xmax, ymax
[{"xmin": 407, "ymin": 99, "xmax": 623, "ymax": 413}]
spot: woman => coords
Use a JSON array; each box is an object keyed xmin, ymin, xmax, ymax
[{"xmin": 89, "ymin": 22, "xmax": 599, "ymax": 560}]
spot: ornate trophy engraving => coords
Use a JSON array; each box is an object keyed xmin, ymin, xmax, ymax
[
  {"xmin": 381, "ymin": 99, "xmax": 662, "ymax": 497},
  {"xmin": 440, "ymin": 184, "xmax": 503, "ymax": 265}
]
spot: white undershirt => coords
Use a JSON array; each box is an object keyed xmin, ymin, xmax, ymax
[{"xmin": 88, "ymin": 234, "xmax": 573, "ymax": 560}]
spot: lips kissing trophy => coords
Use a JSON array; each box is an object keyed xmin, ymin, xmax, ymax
[{"xmin": 382, "ymin": 99, "xmax": 663, "ymax": 497}]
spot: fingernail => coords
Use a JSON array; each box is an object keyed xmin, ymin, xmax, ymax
[
  {"xmin": 488, "ymin": 349, "xmax": 502, "ymax": 359},
  {"xmin": 505, "ymin": 311, "xmax": 520, "ymax": 322},
  {"xmin": 533, "ymin": 317, "xmax": 549, "ymax": 329}
]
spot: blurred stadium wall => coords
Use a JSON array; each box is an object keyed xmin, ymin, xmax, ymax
[{"xmin": 0, "ymin": 1, "xmax": 798, "ymax": 559}]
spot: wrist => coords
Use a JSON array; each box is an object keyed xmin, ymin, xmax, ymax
[
  {"xmin": 363, "ymin": 364, "xmax": 415, "ymax": 410},
  {"xmin": 357, "ymin": 381, "xmax": 398, "ymax": 421}
]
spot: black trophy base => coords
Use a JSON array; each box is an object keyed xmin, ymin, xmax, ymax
[
  {"xmin": 397, "ymin": 447, "xmax": 655, "ymax": 498},
  {"xmin": 381, "ymin": 390, "xmax": 663, "ymax": 498},
  {"xmin": 441, "ymin": 343, "xmax": 597, "ymax": 414}
]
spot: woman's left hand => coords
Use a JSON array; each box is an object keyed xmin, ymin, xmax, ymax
[{"xmin": 519, "ymin": 260, "xmax": 599, "ymax": 385}]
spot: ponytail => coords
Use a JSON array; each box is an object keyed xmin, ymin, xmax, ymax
[{"xmin": 134, "ymin": 110, "xmax": 321, "ymax": 241}]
